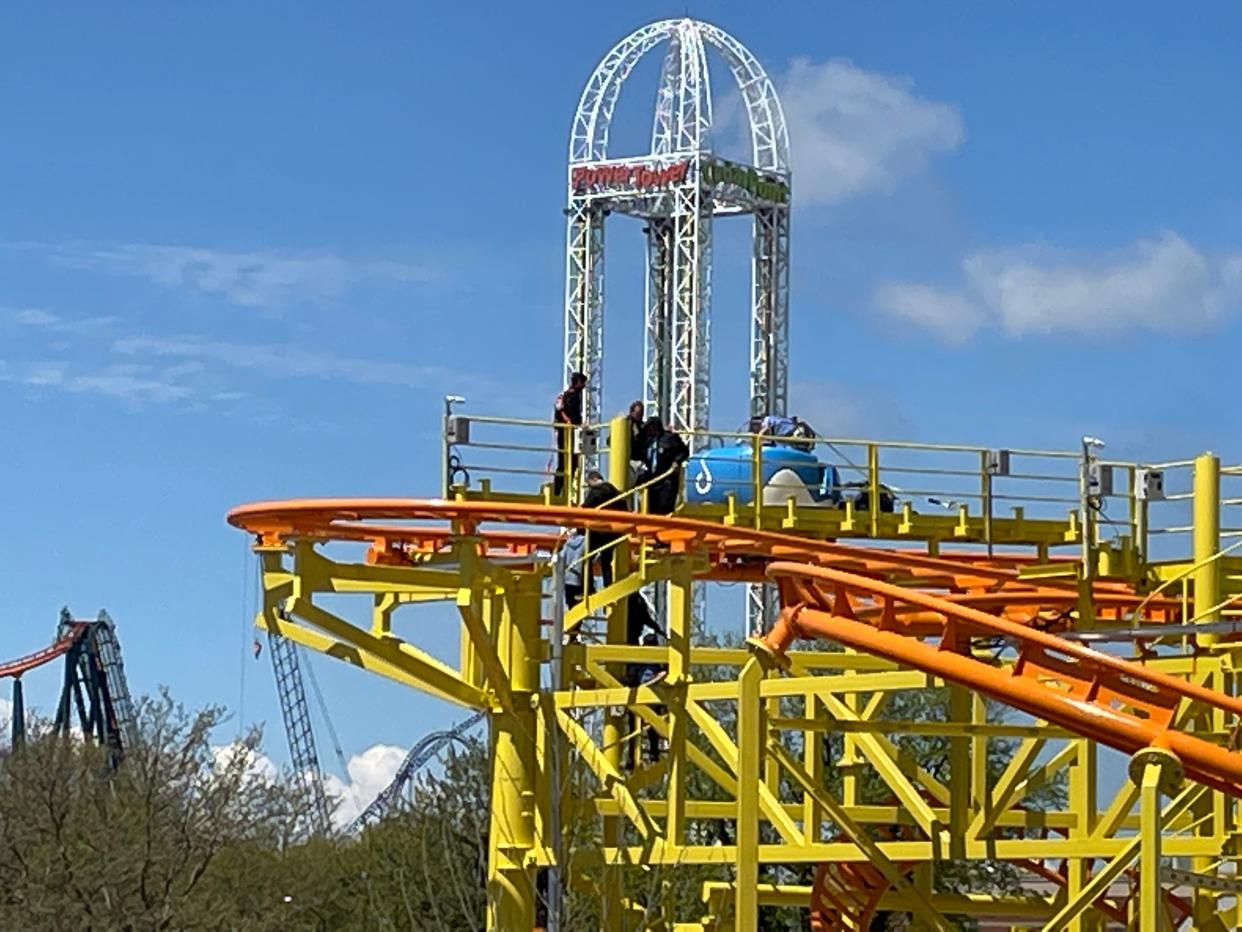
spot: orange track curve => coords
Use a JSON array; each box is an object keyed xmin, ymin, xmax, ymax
[
  {"xmin": 228, "ymin": 498, "xmax": 1175, "ymax": 630},
  {"xmin": 227, "ymin": 498, "xmax": 1234, "ymax": 789},
  {"xmin": 0, "ymin": 623, "xmax": 88, "ymax": 679}
]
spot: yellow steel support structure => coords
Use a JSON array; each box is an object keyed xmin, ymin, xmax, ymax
[{"xmin": 233, "ymin": 419, "xmax": 1242, "ymax": 931}]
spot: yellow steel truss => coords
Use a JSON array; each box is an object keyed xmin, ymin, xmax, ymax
[{"xmin": 236, "ymin": 421, "xmax": 1242, "ymax": 931}]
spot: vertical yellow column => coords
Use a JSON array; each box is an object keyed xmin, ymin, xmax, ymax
[
  {"xmin": 803, "ymin": 691, "xmax": 822, "ymax": 843},
  {"xmin": 601, "ymin": 415, "xmax": 630, "ymax": 931},
  {"xmin": 735, "ymin": 656, "xmax": 763, "ymax": 932},
  {"xmin": 1193, "ymin": 453, "xmax": 1221, "ymax": 634},
  {"xmin": 948, "ymin": 683, "xmax": 970, "ymax": 858},
  {"xmin": 667, "ymin": 555, "xmax": 691, "ymax": 847},
  {"xmin": 1139, "ymin": 764, "xmax": 1165, "ymax": 932},
  {"xmin": 1066, "ymin": 739, "xmax": 1099, "ymax": 932},
  {"xmin": 970, "ymin": 692, "xmax": 988, "ymax": 862},
  {"xmin": 840, "ymin": 685, "xmax": 860, "ymax": 807},
  {"xmin": 867, "ymin": 444, "xmax": 881, "ymax": 538},
  {"xmin": 1192, "ymin": 453, "xmax": 1223, "ymax": 926},
  {"xmin": 1129, "ymin": 748, "xmax": 1181, "ymax": 932},
  {"xmin": 487, "ymin": 575, "xmax": 540, "ymax": 931}
]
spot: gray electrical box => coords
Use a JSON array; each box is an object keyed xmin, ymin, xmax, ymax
[
  {"xmin": 985, "ymin": 449, "xmax": 1011, "ymax": 476},
  {"xmin": 577, "ymin": 428, "xmax": 598, "ymax": 457},
  {"xmin": 1136, "ymin": 468, "xmax": 1166, "ymax": 501},
  {"xmin": 446, "ymin": 415, "xmax": 470, "ymax": 445},
  {"xmin": 1087, "ymin": 462, "xmax": 1114, "ymax": 497}
]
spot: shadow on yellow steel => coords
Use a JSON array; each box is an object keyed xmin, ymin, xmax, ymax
[{"xmin": 230, "ymin": 432, "xmax": 1242, "ymax": 931}]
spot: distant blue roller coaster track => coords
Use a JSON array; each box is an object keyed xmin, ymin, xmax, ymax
[{"xmin": 348, "ymin": 711, "xmax": 486, "ymax": 834}]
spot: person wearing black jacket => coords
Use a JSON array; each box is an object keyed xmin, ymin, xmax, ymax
[
  {"xmin": 626, "ymin": 400, "xmax": 648, "ymax": 478},
  {"xmin": 639, "ymin": 417, "xmax": 689, "ymax": 515},
  {"xmin": 582, "ymin": 469, "xmax": 625, "ymax": 589},
  {"xmin": 552, "ymin": 371, "xmax": 586, "ymax": 497}
]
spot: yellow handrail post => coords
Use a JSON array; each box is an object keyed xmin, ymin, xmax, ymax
[
  {"xmin": 1192, "ymin": 451, "xmax": 1225, "ymax": 925},
  {"xmin": 751, "ymin": 433, "xmax": 763, "ymax": 529},
  {"xmin": 1193, "ymin": 453, "xmax": 1222, "ymax": 643},
  {"xmin": 868, "ymin": 443, "xmax": 881, "ymax": 538}
]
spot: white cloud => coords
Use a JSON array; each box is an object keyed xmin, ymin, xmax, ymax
[
  {"xmin": 779, "ymin": 57, "xmax": 963, "ymax": 206},
  {"xmin": 0, "ymin": 306, "xmax": 116, "ymax": 333},
  {"xmin": 323, "ymin": 743, "xmax": 407, "ymax": 829},
  {"xmin": 873, "ymin": 283, "xmax": 982, "ymax": 345},
  {"xmin": 873, "ymin": 232, "xmax": 1242, "ymax": 343},
  {"xmin": 42, "ymin": 244, "xmax": 437, "ymax": 308},
  {"xmin": 212, "ymin": 741, "xmax": 280, "ymax": 784},
  {"xmin": 66, "ymin": 366, "xmax": 194, "ymax": 404},
  {"xmin": 789, "ymin": 379, "xmax": 910, "ymax": 439},
  {"xmin": 0, "ymin": 357, "xmax": 199, "ymax": 405},
  {"xmin": 212, "ymin": 741, "xmax": 408, "ymax": 830},
  {"xmin": 112, "ymin": 335, "xmax": 450, "ymax": 388}
]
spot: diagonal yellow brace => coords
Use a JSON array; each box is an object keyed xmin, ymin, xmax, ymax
[
  {"xmin": 555, "ymin": 707, "xmax": 667, "ymax": 859},
  {"xmin": 283, "ymin": 597, "xmax": 490, "ymax": 709},
  {"xmin": 1042, "ymin": 781, "xmax": 1206, "ymax": 932},
  {"xmin": 768, "ymin": 740, "xmax": 955, "ymax": 932},
  {"xmin": 582, "ymin": 660, "xmax": 738, "ymax": 797},
  {"xmin": 262, "ymin": 610, "xmax": 488, "ymax": 709},
  {"xmin": 565, "ymin": 571, "xmax": 648, "ymax": 632},
  {"xmin": 457, "ymin": 591, "xmax": 514, "ymax": 710},
  {"xmin": 819, "ymin": 692, "xmax": 946, "ymax": 841},
  {"xmin": 1091, "ymin": 781, "xmax": 1140, "ymax": 839},
  {"xmin": 973, "ymin": 741, "xmax": 1076, "ymax": 842},
  {"xmin": 968, "ymin": 735, "xmax": 1046, "ymax": 840},
  {"xmin": 685, "ymin": 698, "xmax": 804, "ymax": 846},
  {"xmin": 821, "ymin": 692, "xmax": 952, "ymax": 804}
]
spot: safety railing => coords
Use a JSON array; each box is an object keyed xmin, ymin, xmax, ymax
[
  {"xmin": 443, "ymin": 409, "xmax": 579, "ymax": 500},
  {"xmin": 439, "ymin": 401, "xmax": 1240, "ymax": 570},
  {"xmin": 1144, "ymin": 459, "xmax": 1242, "ymax": 564}
]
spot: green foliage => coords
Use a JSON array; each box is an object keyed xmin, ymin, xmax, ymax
[
  {"xmin": 0, "ymin": 666, "xmax": 1065, "ymax": 931},
  {"xmin": 0, "ymin": 691, "xmax": 308, "ymax": 930}
]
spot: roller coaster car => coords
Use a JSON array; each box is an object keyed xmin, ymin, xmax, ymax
[{"xmin": 684, "ymin": 416, "xmax": 842, "ymax": 508}]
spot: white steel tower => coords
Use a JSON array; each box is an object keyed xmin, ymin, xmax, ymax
[{"xmin": 564, "ymin": 18, "xmax": 792, "ymax": 632}]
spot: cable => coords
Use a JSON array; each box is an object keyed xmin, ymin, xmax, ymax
[
  {"xmin": 304, "ymin": 652, "xmax": 349, "ymax": 776},
  {"xmin": 237, "ymin": 539, "xmax": 247, "ymax": 735}
]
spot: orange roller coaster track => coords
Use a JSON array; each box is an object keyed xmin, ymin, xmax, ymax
[{"xmin": 229, "ymin": 493, "xmax": 1242, "ymax": 930}]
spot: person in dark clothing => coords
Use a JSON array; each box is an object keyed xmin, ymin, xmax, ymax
[
  {"xmin": 624, "ymin": 593, "xmax": 663, "ymax": 673},
  {"xmin": 637, "ymin": 632, "xmax": 666, "ymax": 764},
  {"xmin": 623, "ymin": 622, "xmax": 667, "ymax": 770},
  {"xmin": 553, "ymin": 371, "xmax": 587, "ymax": 497},
  {"xmin": 581, "ymin": 470, "xmax": 626, "ymax": 590},
  {"xmin": 626, "ymin": 400, "xmax": 648, "ymax": 477},
  {"xmin": 639, "ymin": 417, "xmax": 689, "ymax": 515}
]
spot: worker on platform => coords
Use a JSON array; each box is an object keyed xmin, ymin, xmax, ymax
[
  {"xmin": 623, "ymin": 602, "xmax": 667, "ymax": 769},
  {"xmin": 562, "ymin": 530, "xmax": 586, "ymax": 608},
  {"xmin": 581, "ymin": 470, "xmax": 626, "ymax": 591},
  {"xmin": 638, "ymin": 417, "xmax": 689, "ymax": 515},
  {"xmin": 552, "ymin": 371, "xmax": 587, "ymax": 497},
  {"xmin": 626, "ymin": 400, "xmax": 649, "ymax": 480},
  {"xmin": 624, "ymin": 592, "xmax": 663, "ymax": 664}
]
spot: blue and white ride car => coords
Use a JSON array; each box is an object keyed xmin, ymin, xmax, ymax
[{"xmin": 684, "ymin": 418, "xmax": 841, "ymax": 507}]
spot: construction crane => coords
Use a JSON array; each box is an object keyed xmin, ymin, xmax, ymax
[
  {"xmin": 267, "ymin": 630, "xmax": 331, "ymax": 835},
  {"xmin": 348, "ymin": 711, "xmax": 485, "ymax": 834}
]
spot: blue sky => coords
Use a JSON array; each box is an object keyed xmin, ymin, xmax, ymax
[{"xmin": 4, "ymin": 3, "xmax": 1242, "ymax": 811}]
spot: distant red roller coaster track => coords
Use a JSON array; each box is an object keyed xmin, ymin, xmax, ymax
[{"xmin": 0, "ymin": 622, "xmax": 88, "ymax": 679}]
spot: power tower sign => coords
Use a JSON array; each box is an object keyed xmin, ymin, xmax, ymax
[
  {"xmin": 563, "ymin": 18, "xmax": 792, "ymax": 633},
  {"xmin": 563, "ymin": 18, "xmax": 791, "ymax": 446}
]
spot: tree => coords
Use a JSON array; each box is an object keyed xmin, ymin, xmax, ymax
[{"xmin": 0, "ymin": 691, "xmax": 308, "ymax": 931}]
